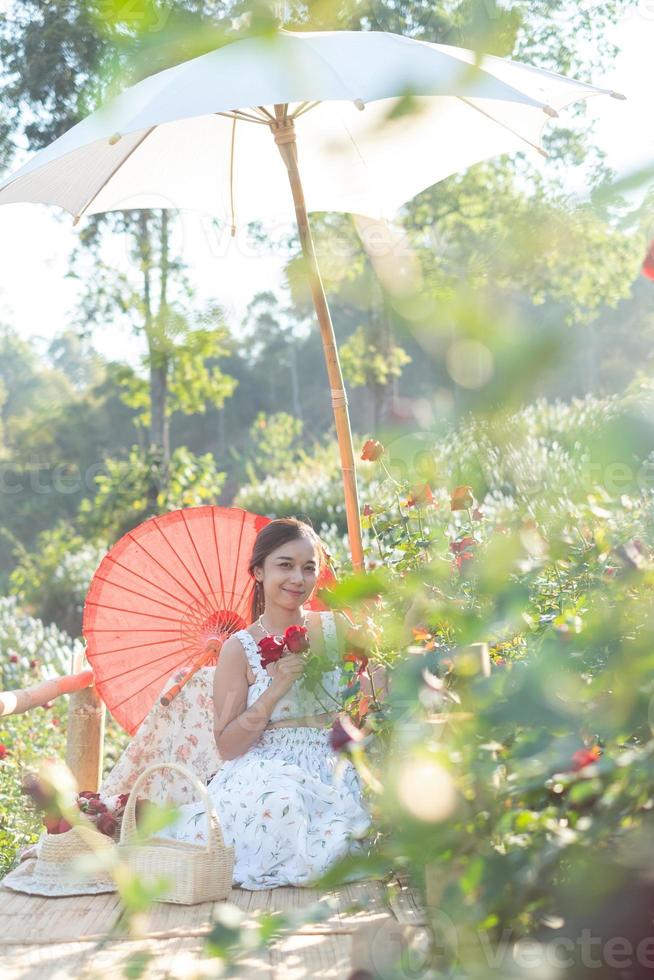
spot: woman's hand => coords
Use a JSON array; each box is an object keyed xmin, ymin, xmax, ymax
[{"xmin": 269, "ymin": 650, "xmax": 305, "ymax": 697}]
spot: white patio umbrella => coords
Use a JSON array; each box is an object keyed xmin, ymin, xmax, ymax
[{"xmin": 0, "ymin": 29, "xmax": 624, "ymax": 570}]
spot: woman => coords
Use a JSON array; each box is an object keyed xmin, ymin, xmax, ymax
[{"xmin": 151, "ymin": 517, "xmax": 373, "ymax": 890}]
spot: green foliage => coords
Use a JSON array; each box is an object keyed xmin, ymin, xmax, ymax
[
  {"xmin": 340, "ymin": 325, "xmax": 412, "ymax": 388},
  {"xmin": 78, "ymin": 445, "xmax": 226, "ymax": 541},
  {"xmin": 0, "ymin": 597, "xmax": 80, "ymax": 875},
  {"xmin": 9, "ymin": 524, "xmax": 106, "ymax": 638},
  {"xmin": 117, "ymin": 325, "xmax": 238, "ymax": 426},
  {"xmin": 246, "ymin": 411, "xmax": 304, "ymax": 481}
]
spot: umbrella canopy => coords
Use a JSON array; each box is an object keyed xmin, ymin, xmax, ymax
[
  {"xmin": 0, "ymin": 29, "xmax": 621, "ymax": 225},
  {"xmin": 83, "ymin": 505, "xmax": 336, "ymax": 734},
  {"xmin": 0, "ymin": 30, "xmax": 624, "ymax": 571}
]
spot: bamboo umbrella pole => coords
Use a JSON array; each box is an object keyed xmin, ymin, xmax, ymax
[{"xmin": 271, "ymin": 105, "xmax": 364, "ymax": 573}]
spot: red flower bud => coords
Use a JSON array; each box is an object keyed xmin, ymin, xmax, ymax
[
  {"xmin": 570, "ymin": 745, "xmax": 601, "ymax": 772},
  {"xmin": 329, "ymin": 714, "xmax": 365, "ymax": 753},
  {"xmin": 363, "ymin": 504, "xmax": 374, "ymax": 517},
  {"xmin": 361, "ymin": 439, "xmax": 384, "ymax": 462},
  {"xmin": 450, "ymin": 485, "xmax": 474, "ymax": 511},
  {"xmin": 0, "ymin": 744, "xmax": 8, "ymax": 760},
  {"xmin": 96, "ymin": 812, "xmax": 117, "ymax": 838},
  {"xmin": 642, "ymin": 240, "xmax": 654, "ymax": 281}
]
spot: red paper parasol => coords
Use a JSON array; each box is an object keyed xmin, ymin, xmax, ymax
[{"xmin": 83, "ymin": 506, "xmax": 336, "ymax": 735}]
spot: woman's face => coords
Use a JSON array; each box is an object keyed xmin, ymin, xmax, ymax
[{"xmin": 255, "ymin": 535, "xmax": 320, "ymax": 610}]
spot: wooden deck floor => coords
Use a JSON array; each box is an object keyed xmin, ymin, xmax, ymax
[{"xmin": 1, "ymin": 875, "xmax": 427, "ymax": 978}]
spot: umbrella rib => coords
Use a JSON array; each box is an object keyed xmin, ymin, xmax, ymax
[
  {"xmin": 457, "ymin": 96, "xmax": 548, "ymax": 158},
  {"xmin": 88, "ymin": 627, "xmax": 180, "ymax": 633},
  {"xmin": 180, "ymin": 510, "xmax": 214, "ymax": 598},
  {"xmin": 290, "ymin": 101, "xmax": 321, "ymax": 120},
  {"xmin": 85, "ymin": 600, "xmax": 183, "ymax": 624},
  {"xmin": 105, "ymin": 556, "xmax": 193, "ymax": 608},
  {"xmin": 88, "ymin": 636, "xmax": 185, "ymax": 656},
  {"xmin": 255, "ymin": 105, "xmax": 276, "ymax": 121},
  {"xmin": 89, "ymin": 574, "xmax": 189, "ymax": 616},
  {"xmin": 125, "ymin": 532, "xmax": 198, "ymax": 602},
  {"xmin": 211, "ymin": 508, "xmax": 226, "ymax": 606},
  {"xmin": 73, "ymin": 126, "xmax": 157, "ymax": 225},
  {"xmin": 151, "ymin": 516, "xmax": 207, "ymax": 601},
  {"xmin": 216, "ymin": 110, "xmax": 269, "ymax": 125},
  {"xmin": 231, "ymin": 510, "xmax": 247, "ymax": 616},
  {"xmin": 103, "ymin": 645, "xmax": 200, "ymax": 711},
  {"xmin": 99, "ymin": 644, "xmax": 191, "ymax": 685}
]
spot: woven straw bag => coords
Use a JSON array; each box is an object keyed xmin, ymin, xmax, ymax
[{"xmin": 118, "ymin": 761, "xmax": 234, "ymax": 904}]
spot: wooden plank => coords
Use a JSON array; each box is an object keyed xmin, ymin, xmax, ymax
[
  {"xmin": 272, "ymin": 931, "xmax": 352, "ymax": 979},
  {"xmin": 3, "ymin": 941, "xmax": 94, "ymax": 979}
]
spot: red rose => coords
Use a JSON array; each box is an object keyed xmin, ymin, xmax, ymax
[
  {"xmin": 570, "ymin": 746, "xmax": 601, "ymax": 772},
  {"xmin": 86, "ymin": 797, "xmax": 107, "ymax": 815},
  {"xmin": 284, "ymin": 624, "xmax": 309, "ymax": 654},
  {"xmin": 0, "ymin": 744, "xmax": 8, "ymax": 761},
  {"xmin": 450, "ymin": 485, "xmax": 474, "ymax": 511},
  {"xmin": 259, "ymin": 635, "xmax": 286, "ymax": 669},
  {"xmin": 43, "ymin": 815, "xmax": 72, "ymax": 834},
  {"xmin": 96, "ymin": 812, "xmax": 118, "ymax": 838},
  {"xmin": 9, "ymin": 653, "xmax": 19, "ymax": 664},
  {"xmin": 329, "ymin": 714, "xmax": 365, "ymax": 753},
  {"xmin": 407, "ymin": 483, "xmax": 434, "ymax": 508},
  {"xmin": 361, "ymin": 439, "xmax": 384, "ymax": 462}
]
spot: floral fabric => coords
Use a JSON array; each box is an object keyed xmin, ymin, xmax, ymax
[{"xmin": 100, "ymin": 611, "xmax": 371, "ymax": 889}]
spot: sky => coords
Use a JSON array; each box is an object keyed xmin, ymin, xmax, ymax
[{"xmin": 1, "ymin": 10, "xmax": 653, "ymax": 366}]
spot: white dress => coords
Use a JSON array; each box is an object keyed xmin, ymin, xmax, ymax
[{"xmin": 146, "ymin": 611, "xmax": 371, "ymax": 890}]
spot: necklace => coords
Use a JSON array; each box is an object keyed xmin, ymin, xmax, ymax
[{"xmin": 257, "ymin": 609, "xmax": 308, "ymax": 638}]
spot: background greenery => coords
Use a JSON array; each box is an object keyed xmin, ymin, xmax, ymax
[{"xmin": 2, "ymin": 0, "xmax": 654, "ymax": 976}]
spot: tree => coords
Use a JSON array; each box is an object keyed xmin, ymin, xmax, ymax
[{"xmin": 69, "ymin": 208, "xmax": 238, "ymax": 508}]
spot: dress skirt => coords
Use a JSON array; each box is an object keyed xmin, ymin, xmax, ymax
[{"xmin": 155, "ymin": 725, "xmax": 371, "ymax": 890}]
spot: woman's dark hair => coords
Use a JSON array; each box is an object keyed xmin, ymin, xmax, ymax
[{"xmin": 248, "ymin": 518, "xmax": 325, "ymax": 622}]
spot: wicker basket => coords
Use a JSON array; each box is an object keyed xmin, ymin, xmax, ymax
[{"xmin": 118, "ymin": 761, "xmax": 234, "ymax": 905}]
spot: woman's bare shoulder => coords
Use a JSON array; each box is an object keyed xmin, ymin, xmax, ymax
[{"xmin": 216, "ymin": 633, "xmax": 248, "ymax": 668}]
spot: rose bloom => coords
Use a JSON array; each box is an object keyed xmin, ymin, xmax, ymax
[
  {"xmin": 285, "ymin": 624, "xmax": 310, "ymax": 654},
  {"xmin": 450, "ymin": 485, "xmax": 474, "ymax": 511},
  {"xmin": 259, "ymin": 634, "xmax": 286, "ymax": 668},
  {"xmin": 361, "ymin": 439, "xmax": 384, "ymax": 462}
]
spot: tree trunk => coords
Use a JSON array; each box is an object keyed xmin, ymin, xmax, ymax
[
  {"xmin": 288, "ymin": 341, "xmax": 303, "ymax": 421},
  {"xmin": 137, "ymin": 210, "xmax": 170, "ymax": 514}
]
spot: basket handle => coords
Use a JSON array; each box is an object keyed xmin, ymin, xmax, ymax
[{"xmin": 119, "ymin": 761, "xmax": 226, "ymax": 855}]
